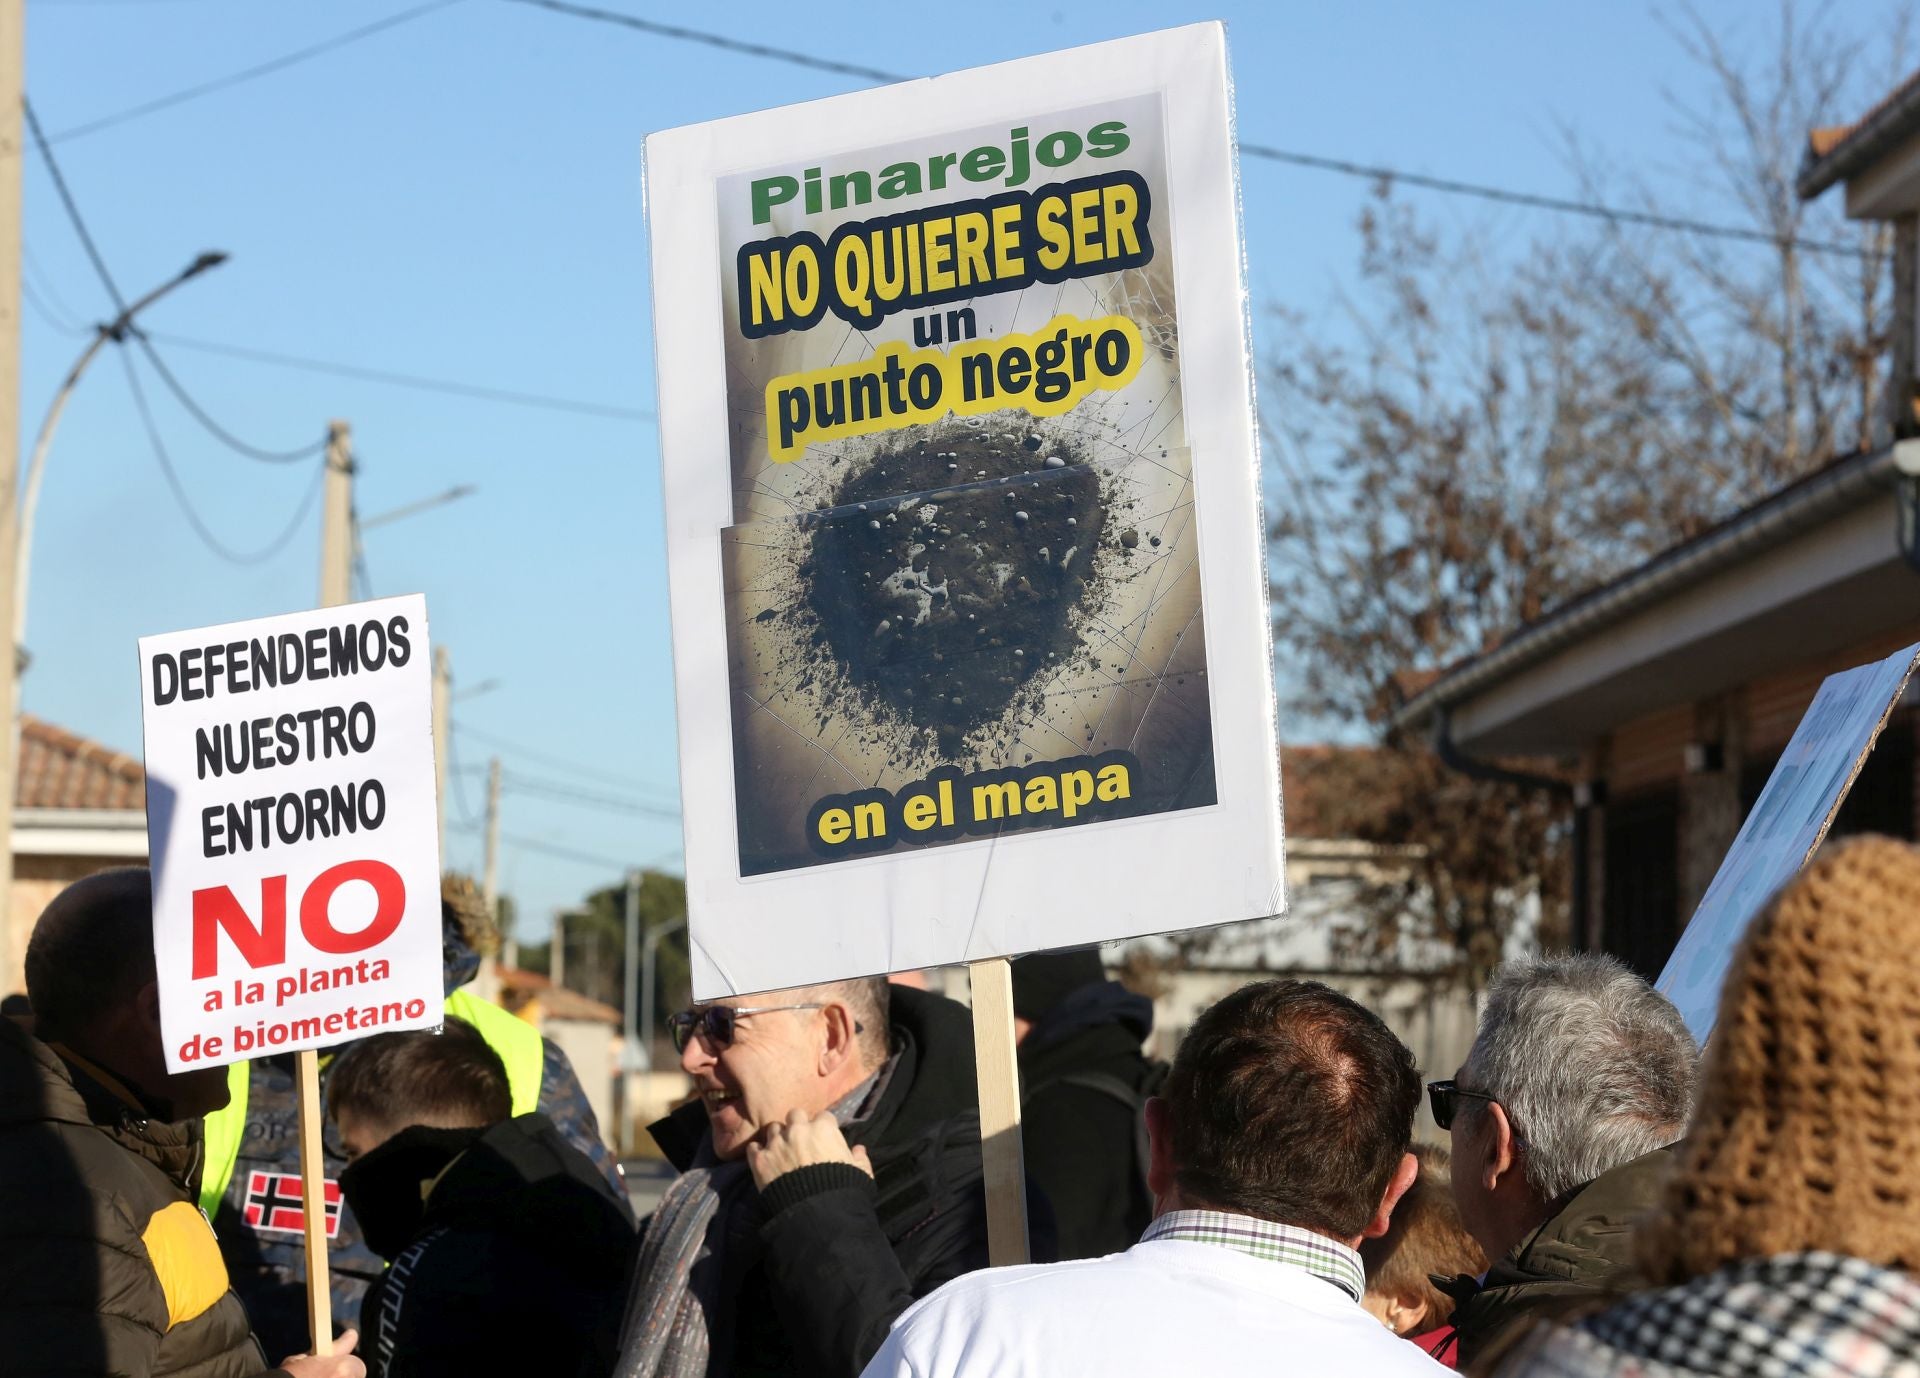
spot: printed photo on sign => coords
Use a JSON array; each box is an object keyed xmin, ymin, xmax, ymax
[
  {"xmin": 715, "ymin": 96, "xmax": 1216, "ymax": 876},
  {"xmin": 140, "ymin": 594, "xmax": 445, "ymax": 1072}
]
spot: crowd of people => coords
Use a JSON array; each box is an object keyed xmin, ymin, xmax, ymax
[{"xmin": 1, "ymin": 833, "xmax": 1915, "ymax": 1375}]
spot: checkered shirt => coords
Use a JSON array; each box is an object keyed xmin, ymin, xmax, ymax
[
  {"xmin": 1140, "ymin": 1209, "xmax": 1367, "ymax": 1303},
  {"xmin": 1494, "ymin": 1252, "xmax": 1920, "ymax": 1378}
]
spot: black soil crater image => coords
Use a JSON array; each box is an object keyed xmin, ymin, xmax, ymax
[{"xmin": 802, "ymin": 428, "xmax": 1112, "ymax": 756}]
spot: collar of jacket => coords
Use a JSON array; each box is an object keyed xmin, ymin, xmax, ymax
[
  {"xmin": 0, "ymin": 1022, "xmax": 205, "ymax": 1191},
  {"xmin": 650, "ymin": 984, "xmax": 977, "ymax": 1171},
  {"xmin": 1490, "ymin": 1144, "xmax": 1676, "ymax": 1292}
]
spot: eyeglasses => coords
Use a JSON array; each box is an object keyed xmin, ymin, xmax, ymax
[
  {"xmin": 667, "ymin": 1003, "xmax": 829, "ymax": 1054},
  {"xmin": 1426, "ymin": 1079, "xmax": 1498, "ymax": 1131}
]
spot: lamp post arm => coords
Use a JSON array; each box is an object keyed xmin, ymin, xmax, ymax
[{"xmin": 15, "ymin": 253, "xmax": 229, "ymax": 649}]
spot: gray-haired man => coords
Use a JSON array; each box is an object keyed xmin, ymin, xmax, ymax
[{"xmin": 1433, "ymin": 954, "xmax": 1698, "ymax": 1364}]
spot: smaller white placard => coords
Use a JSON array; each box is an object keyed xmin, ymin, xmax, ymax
[
  {"xmin": 1658, "ymin": 641, "xmax": 1920, "ymax": 1041},
  {"xmin": 140, "ymin": 595, "xmax": 445, "ymax": 1072}
]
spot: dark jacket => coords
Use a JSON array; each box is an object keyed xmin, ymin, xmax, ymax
[
  {"xmin": 355, "ymin": 1114, "xmax": 635, "ymax": 1378},
  {"xmin": 0, "ymin": 1018, "xmax": 282, "ymax": 1378},
  {"xmin": 220, "ymin": 1017, "xmax": 627, "ymax": 1357},
  {"xmin": 1450, "ymin": 1145, "xmax": 1677, "ymax": 1367},
  {"xmin": 644, "ymin": 984, "xmax": 1047, "ymax": 1378},
  {"xmin": 1015, "ymin": 980, "xmax": 1158, "ymax": 1259}
]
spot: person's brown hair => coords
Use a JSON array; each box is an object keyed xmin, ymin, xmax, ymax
[
  {"xmin": 1359, "ymin": 1144, "xmax": 1487, "ymax": 1326},
  {"xmin": 327, "ymin": 1018, "xmax": 511, "ymax": 1135},
  {"xmin": 1165, "ymin": 979, "xmax": 1421, "ymax": 1238},
  {"xmin": 25, "ymin": 868, "xmax": 155, "ymax": 1042}
]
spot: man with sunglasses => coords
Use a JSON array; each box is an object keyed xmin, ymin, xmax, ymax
[
  {"xmin": 616, "ymin": 976, "xmax": 1039, "ymax": 1378},
  {"xmin": 1432, "ymin": 954, "xmax": 1698, "ymax": 1367}
]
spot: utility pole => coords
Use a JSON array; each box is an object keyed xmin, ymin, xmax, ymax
[
  {"xmin": 482, "ymin": 757, "xmax": 501, "ymax": 918},
  {"xmin": 319, "ymin": 421, "xmax": 352, "ymax": 609},
  {"xmin": 550, "ymin": 909, "xmax": 566, "ymax": 990},
  {"xmin": 620, "ymin": 869, "xmax": 640, "ymax": 1153},
  {"xmin": 0, "ymin": 0, "xmax": 21, "ymax": 995},
  {"xmin": 431, "ymin": 646, "xmax": 451, "ymax": 852}
]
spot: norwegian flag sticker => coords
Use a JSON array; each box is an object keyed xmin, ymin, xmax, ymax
[{"xmin": 243, "ymin": 1171, "xmax": 342, "ymax": 1239}]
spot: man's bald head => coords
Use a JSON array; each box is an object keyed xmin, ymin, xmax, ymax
[{"xmin": 26, "ymin": 868, "xmax": 157, "ymax": 1043}]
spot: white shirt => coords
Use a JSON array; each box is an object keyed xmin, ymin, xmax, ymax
[{"xmin": 861, "ymin": 1211, "xmax": 1449, "ymax": 1378}]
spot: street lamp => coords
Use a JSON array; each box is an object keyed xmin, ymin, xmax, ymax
[
  {"xmin": 357, "ymin": 483, "xmax": 478, "ymax": 531},
  {"xmin": 15, "ymin": 251, "xmax": 229, "ymax": 655}
]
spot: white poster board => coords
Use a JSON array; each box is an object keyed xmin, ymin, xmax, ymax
[
  {"xmin": 1658, "ymin": 641, "xmax": 1920, "ymax": 1041},
  {"xmin": 140, "ymin": 595, "xmax": 445, "ymax": 1072},
  {"xmin": 646, "ymin": 23, "xmax": 1285, "ymax": 999}
]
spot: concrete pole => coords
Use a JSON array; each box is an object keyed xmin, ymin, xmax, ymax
[
  {"xmin": 319, "ymin": 421, "xmax": 352, "ymax": 609},
  {"xmin": 619, "ymin": 868, "xmax": 640, "ymax": 1154},
  {"xmin": 640, "ymin": 913, "xmax": 688, "ymax": 1077},
  {"xmin": 430, "ymin": 646, "xmax": 450, "ymax": 852},
  {"xmin": 550, "ymin": 909, "xmax": 566, "ymax": 991},
  {"xmin": 0, "ymin": 0, "xmax": 25, "ymax": 995},
  {"xmin": 482, "ymin": 757, "xmax": 501, "ymax": 916}
]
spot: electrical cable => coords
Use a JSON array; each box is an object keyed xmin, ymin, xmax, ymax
[
  {"xmin": 129, "ymin": 331, "xmax": 327, "ymax": 462},
  {"xmin": 118, "ymin": 347, "xmax": 328, "ymax": 565},
  {"xmin": 509, "ymin": 3, "xmax": 1875, "ymax": 261},
  {"xmin": 23, "ymin": 96, "xmax": 128, "ymax": 312},
  {"xmin": 500, "ymin": 0, "xmax": 902, "ymax": 84},
  {"xmin": 449, "ymin": 821, "xmax": 644, "ymax": 872},
  {"xmin": 21, "ymin": 279, "xmax": 89, "ymax": 338},
  {"xmin": 24, "ymin": 243, "xmax": 88, "ymax": 332},
  {"xmin": 454, "ymin": 719, "xmax": 678, "ymax": 795},
  {"xmin": 47, "ymin": 0, "xmax": 466, "ymax": 144},
  {"xmin": 145, "ymin": 331, "xmax": 656, "ymax": 422},
  {"xmin": 502, "ymin": 769, "xmax": 680, "ymax": 820}
]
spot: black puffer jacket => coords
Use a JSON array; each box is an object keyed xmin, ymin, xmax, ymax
[
  {"xmin": 1016, "ymin": 980, "xmax": 1158, "ymax": 1259},
  {"xmin": 643, "ymin": 984, "xmax": 1049, "ymax": 1378},
  {"xmin": 0, "ymin": 1017, "xmax": 282, "ymax": 1377},
  {"xmin": 355, "ymin": 1114, "xmax": 635, "ymax": 1378}
]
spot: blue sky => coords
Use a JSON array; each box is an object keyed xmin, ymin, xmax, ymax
[{"xmin": 16, "ymin": 0, "xmax": 1894, "ymax": 935}]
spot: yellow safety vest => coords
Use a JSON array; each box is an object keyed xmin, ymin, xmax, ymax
[{"xmin": 197, "ymin": 989, "xmax": 545, "ymax": 1218}]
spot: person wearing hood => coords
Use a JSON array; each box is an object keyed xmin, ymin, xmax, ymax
[
  {"xmin": 0, "ymin": 868, "xmax": 362, "ymax": 1377},
  {"xmin": 328, "ymin": 1020, "xmax": 635, "ymax": 1378},
  {"xmin": 205, "ymin": 874, "xmax": 630, "ymax": 1359},
  {"xmin": 1010, "ymin": 948, "xmax": 1162, "ymax": 1260},
  {"xmin": 1492, "ymin": 835, "xmax": 1920, "ymax": 1378}
]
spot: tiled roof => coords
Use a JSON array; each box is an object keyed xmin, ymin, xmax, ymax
[
  {"xmin": 498, "ymin": 967, "xmax": 622, "ymax": 1026},
  {"xmin": 17, "ymin": 715, "xmax": 145, "ymax": 810}
]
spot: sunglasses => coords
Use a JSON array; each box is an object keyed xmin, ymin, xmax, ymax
[
  {"xmin": 1426, "ymin": 1079, "xmax": 1498, "ymax": 1131},
  {"xmin": 668, "ymin": 1002, "xmax": 854, "ymax": 1054}
]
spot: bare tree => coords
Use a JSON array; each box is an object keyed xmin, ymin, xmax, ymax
[{"xmin": 1262, "ymin": 0, "xmax": 1907, "ymax": 983}]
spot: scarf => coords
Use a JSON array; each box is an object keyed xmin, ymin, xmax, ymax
[{"xmin": 616, "ymin": 1058, "xmax": 895, "ymax": 1378}]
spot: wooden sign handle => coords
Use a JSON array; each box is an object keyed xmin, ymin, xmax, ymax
[
  {"xmin": 295, "ymin": 1049, "xmax": 334, "ymax": 1355},
  {"xmin": 967, "ymin": 957, "xmax": 1031, "ymax": 1267}
]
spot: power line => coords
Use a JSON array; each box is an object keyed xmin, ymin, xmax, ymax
[
  {"xmin": 502, "ymin": 769, "xmax": 680, "ymax": 820},
  {"xmin": 1234, "ymin": 143, "xmax": 1872, "ymax": 260},
  {"xmin": 47, "ymin": 0, "xmax": 466, "ymax": 144},
  {"xmin": 145, "ymin": 331, "xmax": 656, "ymax": 422},
  {"xmin": 23, "ymin": 243, "xmax": 87, "ymax": 331},
  {"xmin": 499, "ymin": 0, "xmax": 903, "ymax": 84},
  {"xmin": 450, "ymin": 821, "xmax": 642, "ymax": 872},
  {"xmin": 454, "ymin": 719, "xmax": 677, "ymax": 795},
  {"xmin": 23, "ymin": 97, "xmax": 128, "ymax": 312},
  {"xmin": 118, "ymin": 349, "xmax": 328, "ymax": 565},
  {"xmin": 511, "ymin": 4, "xmax": 1874, "ymax": 261},
  {"xmin": 130, "ymin": 332, "xmax": 329, "ymax": 462}
]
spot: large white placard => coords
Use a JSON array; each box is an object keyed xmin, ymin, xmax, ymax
[
  {"xmin": 647, "ymin": 23, "xmax": 1285, "ymax": 998},
  {"xmin": 1658, "ymin": 641, "xmax": 1920, "ymax": 1041},
  {"xmin": 140, "ymin": 595, "xmax": 445, "ymax": 1072}
]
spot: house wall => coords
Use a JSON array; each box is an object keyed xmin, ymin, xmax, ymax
[
  {"xmin": 6, "ymin": 854, "xmax": 133, "ymax": 998},
  {"xmin": 1589, "ymin": 619, "xmax": 1920, "ymax": 979}
]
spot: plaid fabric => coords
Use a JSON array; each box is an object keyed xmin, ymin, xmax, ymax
[
  {"xmin": 1495, "ymin": 1253, "xmax": 1920, "ymax": 1378},
  {"xmin": 1140, "ymin": 1209, "xmax": 1367, "ymax": 1302}
]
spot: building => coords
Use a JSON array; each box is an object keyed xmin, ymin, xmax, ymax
[
  {"xmin": 1388, "ymin": 72, "xmax": 1920, "ymax": 979},
  {"xmin": 1112, "ymin": 746, "xmax": 1507, "ymax": 1134},
  {"xmin": 6, "ymin": 716, "xmax": 151, "ymax": 996}
]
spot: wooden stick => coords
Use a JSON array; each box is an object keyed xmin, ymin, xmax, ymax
[
  {"xmin": 295, "ymin": 1048, "xmax": 333, "ymax": 1356},
  {"xmin": 967, "ymin": 957, "xmax": 1030, "ymax": 1267}
]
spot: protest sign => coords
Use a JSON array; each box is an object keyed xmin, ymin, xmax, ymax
[
  {"xmin": 1658, "ymin": 641, "xmax": 1920, "ymax": 1042},
  {"xmin": 646, "ymin": 23, "xmax": 1284, "ymax": 1004},
  {"xmin": 140, "ymin": 594, "xmax": 445, "ymax": 1074}
]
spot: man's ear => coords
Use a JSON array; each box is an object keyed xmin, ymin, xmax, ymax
[
  {"xmin": 1483, "ymin": 1102, "xmax": 1520, "ymax": 1193},
  {"xmin": 1144, "ymin": 1096, "xmax": 1177, "ymax": 1209},
  {"xmin": 818, "ymin": 1001, "xmax": 861, "ymax": 1075},
  {"xmin": 1361, "ymin": 1150, "xmax": 1420, "ymax": 1241},
  {"xmin": 135, "ymin": 980, "xmax": 163, "ymax": 1032}
]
